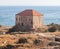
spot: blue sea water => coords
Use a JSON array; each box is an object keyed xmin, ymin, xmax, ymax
[{"xmin": 0, "ymin": 6, "xmax": 60, "ymax": 26}]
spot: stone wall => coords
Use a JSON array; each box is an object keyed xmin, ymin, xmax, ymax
[{"xmin": 33, "ymin": 16, "xmax": 43, "ymax": 29}]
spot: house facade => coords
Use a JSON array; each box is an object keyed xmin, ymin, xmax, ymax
[{"xmin": 16, "ymin": 9, "xmax": 43, "ymax": 30}]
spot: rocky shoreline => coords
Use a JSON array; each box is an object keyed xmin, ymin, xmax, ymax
[{"xmin": 0, "ymin": 24, "xmax": 60, "ymax": 49}]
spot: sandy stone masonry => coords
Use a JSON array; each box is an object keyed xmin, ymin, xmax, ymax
[{"xmin": 16, "ymin": 9, "xmax": 43, "ymax": 30}]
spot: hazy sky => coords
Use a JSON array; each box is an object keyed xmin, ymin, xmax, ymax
[{"xmin": 0, "ymin": 0, "xmax": 60, "ymax": 6}]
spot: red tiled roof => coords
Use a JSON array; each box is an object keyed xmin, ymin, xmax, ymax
[{"xmin": 16, "ymin": 9, "xmax": 43, "ymax": 16}]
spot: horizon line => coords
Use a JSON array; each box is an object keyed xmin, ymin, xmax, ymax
[{"xmin": 0, "ymin": 5, "xmax": 60, "ymax": 6}]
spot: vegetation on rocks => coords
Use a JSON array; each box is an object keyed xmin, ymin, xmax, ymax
[
  {"xmin": 6, "ymin": 45, "xmax": 14, "ymax": 49},
  {"xmin": 48, "ymin": 26, "xmax": 57, "ymax": 32},
  {"xmin": 5, "ymin": 23, "xmax": 60, "ymax": 34},
  {"xmin": 7, "ymin": 24, "xmax": 33, "ymax": 33},
  {"xmin": 0, "ymin": 23, "xmax": 60, "ymax": 49},
  {"xmin": 34, "ymin": 39, "xmax": 42, "ymax": 45},
  {"xmin": 47, "ymin": 23, "xmax": 60, "ymax": 32},
  {"xmin": 17, "ymin": 38, "xmax": 28, "ymax": 44}
]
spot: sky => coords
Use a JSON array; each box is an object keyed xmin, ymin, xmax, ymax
[{"xmin": 0, "ymin": 0, "xmax": 60, "ymax": 6}]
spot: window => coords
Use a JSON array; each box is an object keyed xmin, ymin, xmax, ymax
[
  {"xmin": 29, "ymin": 19, "xmax": 30, "ymax": 21},
  {"xmin": 25, "ymin": 18, "xmax": 27, "ymax": 21},
  {"xmin": 21, "ymin": 23, "xmax": 23, "ymax": 26},
  {"xmin": 31, "ymin": 21, "xmax": 33, "ymax": 24},
  {"xmin": 21, "ymin": 17, "xmax": 22, "ymax": 21},
  {"xmin": 19, "ymin": 17, "xmax": 20, "ymax": 21}
]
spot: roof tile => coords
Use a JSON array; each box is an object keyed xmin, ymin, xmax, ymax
[{"xmin": 16, "ymin": 9, "xmax": 43, "ymax": 16}]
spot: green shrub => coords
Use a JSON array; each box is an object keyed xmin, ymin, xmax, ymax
[
  {"xmin": 48, "ymin": 26, "xmax": 57, "ymax": 32},
  {"xmin": 6, "ymin": 45, "xmax": 14, "ymax": 49},
  {"xmin": 0, "ymin": 25, "xmax": 2, "ymax": 27},
  {"xmin": 17, "ymin": 38, "xmax": 28, "ymax": 44},
  {"xmin": 37, "ymin": 28, "xmax": 48, "ymax": 33},
  {"xmin": 34, "ymin": 39, "xmax": 42, "ymax": 45},
  {"xmin": 6, "ymin": 24, "xmax": 33, "ymax": 33},
  {"xmin": 48, "ymin": 42, "xmax": 56, "ymax": 46},
  {"xmin": 57, "ymin": 26, "xmax": 60, "ymax": 31},
  {"xmin": 36, "ymin": 28, "xmax": 41, "ymax": 32},
  {"xmin": 47, "ymin": 23, "xmax": 60, "ymax": 32}
]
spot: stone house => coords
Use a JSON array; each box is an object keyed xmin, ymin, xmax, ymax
[{"xmin": 16, "ymin": 9, "xmax": 43, "ymax": 30}]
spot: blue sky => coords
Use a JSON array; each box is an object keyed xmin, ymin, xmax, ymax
[{"xmin": 0, "ymin": 0, "xmax": 60, "ymax": 6}]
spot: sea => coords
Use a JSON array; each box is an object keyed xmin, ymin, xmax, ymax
[{"xmin": 0, "ymin": 6, "xmax": 60, "ymax": 26}]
